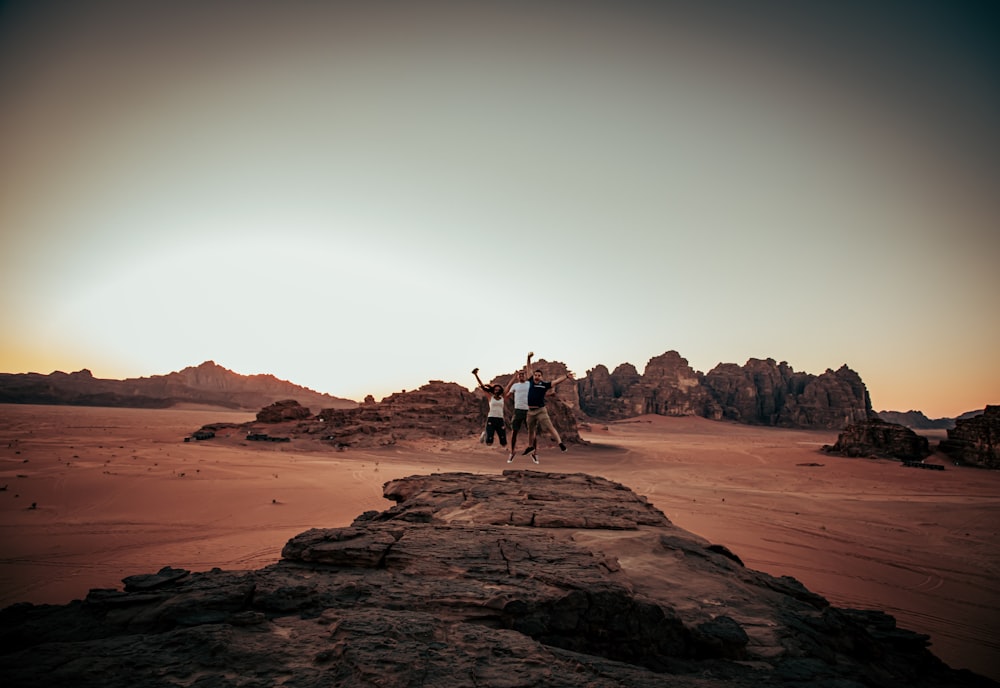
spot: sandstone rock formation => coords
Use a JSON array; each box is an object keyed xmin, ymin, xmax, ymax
[
  {"xmin": 578, "ymin": 352, "xmax": 872, "ymax": 429},
  {"xmin": 316, "ymin": 381, "xmax": 485, "ymax": 446},
  {"xmin": 939, "ymin": 406, "xmax": 999, "ymax": 468},
  {"xmin": 578, "ymin": 354, "xmax": 719, "ymax": 421},
  {"xmin": 639, "ymin": 351, "xmax": 721, "ymax": 417},
  {"xmin": 575, "ymin": 363, "xmax": 621, "ymax": 418},
  {"xmin": 0, "ymin": 361, "xmax": 356, "ymax": 411},
  {"xmin": 256, "ymin": 399, "xmax": 314, "ymax": 423},
  {"xmin": 703, "ymin": 360, "xmax": 870, "ymax": 429},
  {"xmin": 203, "ymin": 382, "xmax": 582, "ymax": 449},
  {"xmin": 1, "ymin": 471, "xmax": 991, "ymax": 688},
  {"xmin": 822, "ymin": 418, "xmax": 932, "ymax": 461}
]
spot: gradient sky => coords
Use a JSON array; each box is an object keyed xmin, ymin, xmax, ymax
[{"xmin": 1, "ymin": 1, "xmax": 997, "ymax": 418}]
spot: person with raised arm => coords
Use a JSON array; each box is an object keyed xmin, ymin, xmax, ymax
[
  {"xmin": 472, "ymin": 367, "xmax": 509, "ymax": 449},
  {"xmin": 504, "ymin": 352, "xmax": 534, "ymax": 463},
  {"xmin": 520, "ymin": 354, "xmax": 574, "ymax": 464}
]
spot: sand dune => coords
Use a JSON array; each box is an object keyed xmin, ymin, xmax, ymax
[{"xmin": 1, "ymin": 404, "xmax": 997, "ymax": 680}]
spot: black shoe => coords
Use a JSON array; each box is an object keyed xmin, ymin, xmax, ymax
[
  {"xmin": 522, "ymin": 446, "xmax": 535, "ymax": 455},
  {"xmin": 559, "ymin": 442, "xmax": 566, "ymax": 452}
]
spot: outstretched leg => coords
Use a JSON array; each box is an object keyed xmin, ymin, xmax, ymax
[
  {"xmin": 538, "ymin": 410, "xmax": 566, "ymax": 451},
  {"xmin": 523, "ymin": 410, "xmax": 539, "ymax": 455}
]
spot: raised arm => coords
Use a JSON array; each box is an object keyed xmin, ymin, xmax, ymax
[
  {"xmin": 471, "ymin": 368, "xmax": 491, "ymax": 393},
  {"xmin": 506, "ymin": 353, "xmax": 534, "ymax": 394},
  {"xmin": 505, "ymin": 375, "xmax": 517, "ymax": 394},
  {"xmin": 552, "ymin": 370, "xmax": 575, "ymax": 386}
]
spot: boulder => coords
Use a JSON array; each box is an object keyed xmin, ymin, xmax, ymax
[
  {"xmin": 939, "ymin": 406, "xmax": 999, "ymax": 468},
  {"xmin": 822, "ymin": 418, "xmax": 932, "ymax": 461},
  {"xmin": 256, "ymin": 399, "xmax": 312, "ymax": 423}
]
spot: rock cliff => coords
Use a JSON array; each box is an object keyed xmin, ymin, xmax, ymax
[
  {"xmin": 578, "ymin": 354, "xmax": 718, "ymax": 421},
  {"xmin": 939, "ymin": 406, "xmax": 1000, "ymax": 468},
  {"xmin": 0, "ymin": 361, "xmax": 355, "ymax": 412},
  {"xmin": 0, "ymin": 471, "xmax": 991, "ymax": 688},
  {"xmin": 578, "ymin": 352, "xmax": 872, "ymax": 429}
]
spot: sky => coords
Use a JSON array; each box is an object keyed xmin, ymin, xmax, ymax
[{"xmin": 1, "ymin": 1, "xmax": 997, "ymax": 418}]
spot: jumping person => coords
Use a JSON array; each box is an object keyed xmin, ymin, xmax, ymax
[
  {"xmin": 505, "ymin": 352, "xmax": 534, "ymax": 463},
  {"xmin": 472, "ymin": 368, "xmax": 508, "ymax": 448},
  {"xmin": 521, "ymin": 358, "xmax": 574, "ymax": 464}
]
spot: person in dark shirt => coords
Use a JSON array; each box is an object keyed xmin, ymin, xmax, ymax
[{"xmin": 520, "ymin": 361, "xmax": 574, "ymax": 464}]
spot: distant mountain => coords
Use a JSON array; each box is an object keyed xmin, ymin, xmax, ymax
[
  {"xmin": 876, "ymin": 408, "xmax": 985, "ymax": 431},
  {"xmin": 876, "ymin": 410, "xmax": 955, "ymax": 430},
  {"xmin": 0, "ymin": 361, "xmax": 357, "ymax": 412}
]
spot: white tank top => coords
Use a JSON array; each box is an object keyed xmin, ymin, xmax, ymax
[{"xmin": 488, "ymin": 396, "xmax": 505, "ymax": 418}]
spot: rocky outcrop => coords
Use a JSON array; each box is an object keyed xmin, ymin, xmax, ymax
[
  {"xmin": 638, "ymin": 351, "xmax": 721, "ymax": 418},
  {"xmin": 822, "ymin": 418, "xmax": 932, "ymax": 461},
  {"xmin": 578, "ymin": 353, "xmax": 720, "ymax": 420},
  {"xmin": 579, "ymin": 352, "xmax": 872, "ymax": 429},
  {"xmin": 334, "ymin": 379, "xmax": 579, "ymax": 446},
  {"xmin": 577, "ymin": 362, "xmax": 647, "ymax": 420},
  {"xmin": 1, "ymin": 471, "xmax": 991, "ymax": 688},
  {"xmin": 939, "ymin": 406, "xmax": 999, "ymax": 468},
  {"xmin": 202, "ymin": 381, "xmax": 583, "ymax": 448},
  {"xmin": 315, "ymin": 381, "xmax": 485, "ymax": 446},
  {"xmin": 256, "ymin": 399, "xmax": 313, "ymax": 423},
  {"xmin": 702, "ymin": 360, "xmax": 871, "ymax": 429},
  {"xmin": 576, "ymin": 363, "xmax": 619, "ymax": 417},
  {"xmin": 0, "ymin": 361, "xmax": 356, "ymax": 411},
  {"xmin": 701, "ymin": 358, "xmax": 797, "ymax": 424},
  {"xmin": 781, "ymin": 364, "xmax": 872, "ymax": 429}
]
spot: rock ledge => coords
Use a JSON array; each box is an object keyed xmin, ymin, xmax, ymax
[{"xmin": 1, "ymin": 471, "xmax": 993, "ymax": 687}]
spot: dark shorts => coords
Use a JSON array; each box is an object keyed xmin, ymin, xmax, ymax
[{"xmin": 511, "ymin": 408, "xmax": 528, "ymax": 431}]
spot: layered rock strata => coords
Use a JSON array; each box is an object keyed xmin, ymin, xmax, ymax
[{"xmin": 1, "ymin": 471, "xmax": 993, "ymax": 688}]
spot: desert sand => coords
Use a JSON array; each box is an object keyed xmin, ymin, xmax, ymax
[{"xmin": 1, "ymin": 403, "xmax": 997, "ymax": 680}]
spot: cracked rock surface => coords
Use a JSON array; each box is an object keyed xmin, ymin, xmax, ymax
[{"xmin": 1, "ymin": 470, "xmax": 994, "ymax": 687}]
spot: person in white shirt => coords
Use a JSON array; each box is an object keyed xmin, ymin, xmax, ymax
[{"xmin": 505, "ymin": 352, "xmax": 536, "ymax": 463}]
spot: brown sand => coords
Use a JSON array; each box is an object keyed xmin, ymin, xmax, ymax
[{"xmin": 1, "ymin": 404, "xmax": 997, "ymax": 679}]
